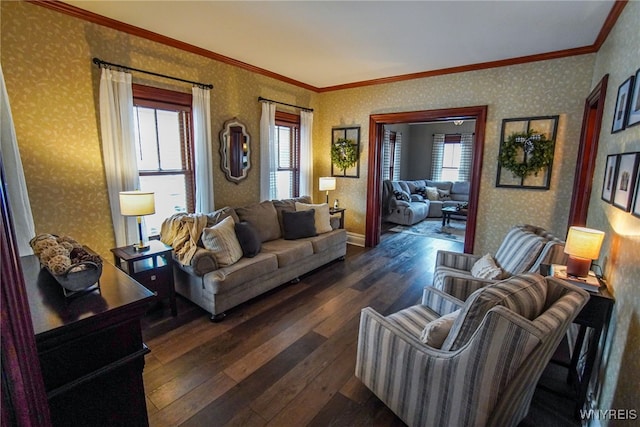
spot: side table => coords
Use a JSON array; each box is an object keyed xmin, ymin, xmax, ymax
[
  {"xmin": 330, "ymin": 207, "xmax": 346, "ymax": 229},
  {"xmin": 111, "ymin": 240, "xmax": 177, "ymax": 316}
]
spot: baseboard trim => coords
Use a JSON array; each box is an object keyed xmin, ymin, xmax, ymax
[{"xmin": 347, "ymin": 232, "xmax": 365, "ymax": 247}]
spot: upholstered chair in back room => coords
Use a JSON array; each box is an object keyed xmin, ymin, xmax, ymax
[
  {"xmin": 433, "ymin": 224, "xmax": 567, "ymax": 301},
  {"xmin": 355, "ymin": 273, "xmax": 589, "ymax": 427}
]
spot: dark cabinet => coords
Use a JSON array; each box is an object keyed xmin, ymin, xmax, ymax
[{"xmin": 21, "ymin": 254, "xmax": 154, "ymax": 426}]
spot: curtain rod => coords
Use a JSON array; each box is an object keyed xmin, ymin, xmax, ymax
[
  {"xmin": 93, "ymin": 58, "xmax": 213, "ymax": 89},
  {"xmin": 258, "ymin": 96, "xmax": 313, "ymax": 112}
]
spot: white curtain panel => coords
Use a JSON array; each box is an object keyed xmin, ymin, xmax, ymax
[
  {"xmin": 260, "ymin": 102, "xmax": 277, "ymax": 201},
  {"xmin": 192, "ymin": 86, "xmax": 215, "ymax": 213},
  {"xmin": 431, "ymin": 133, "xmax": 445, "ymax": 181},
  {"xmin": 1, "ymin": 65, "xmax": 36, "ymax": 255},
  {"xmin": 299, "ymin": 110, "xmax": 314, "ymax": 198},
  {"xmin": 458, "ymin": 133, "xmax": 474, "ymax": 182},
  {"xmin": 99, "ymin": 68, "xmax": 140, "ymax": 247}
]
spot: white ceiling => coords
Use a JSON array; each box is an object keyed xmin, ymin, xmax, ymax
[{"xmin": 65, "ymin": 0, "xmax": 615, "ymax": 89}]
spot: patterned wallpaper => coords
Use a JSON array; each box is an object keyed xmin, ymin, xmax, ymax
[
  {"xmin": 586, "ymin": 2, "xmax": 640, "ymax": 420},
  {"xmin": 3, "ymin": 0, "xmax": 639, "ymax": 415},
  {"xmin": 1, "ymin": 1, "xmax": 316, "ymax": 258},
  {"xmin": 317, "ymin": 55, "xmax": 595, "ymax": 251}
]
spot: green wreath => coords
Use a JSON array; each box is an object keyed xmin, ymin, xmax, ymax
[
  {"xmin": 499, "ymin": 129, "xmax": 555, "ymax": 179},
  {"xmin": 331, "ymin": 138, "xmax": 358, "ymax": 172}
]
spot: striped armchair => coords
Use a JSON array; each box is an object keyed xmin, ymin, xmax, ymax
[
  {"xmin": 355, "ymin": 273, "xmax": 589, "ymax": 427},
  {"xmin": 434, "ymin": 224, "xmax": 567, "ymax": 301}
]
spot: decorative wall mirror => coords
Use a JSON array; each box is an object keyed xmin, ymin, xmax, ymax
[{"xmin": 219, "ymin": 118, "xmax": 251, "ymax": 183}]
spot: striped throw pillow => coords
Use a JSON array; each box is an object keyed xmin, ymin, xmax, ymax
[
  {"xmin": 494, "ymin": 227, "xmax": 546, "ymax": 275},
  {"xmin": 441, "ymin": 273, "xmax": 548, "ymax": 351},
  {"xmin": 201, "ymin": 216, "xmax": 243, "ymax": 267}
]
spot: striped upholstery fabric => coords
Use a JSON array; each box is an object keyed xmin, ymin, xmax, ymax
[
  {"xmin": 441, "ymin": 273, "xmax": 547, "ymax": 351},
  {"xmin": 494, "ymin": 227, "xmax": 546, "ymax": 275},
  {"xmin": 433, "ymin": 225, "xmax": 567, "ymax": 302},
  {"xmin": 355, "ymin": 275, "xmax": 589, "ymax": 427},
  {"xmin": 387, "ymin": 305, "xmax": 440, "ymax": 337}
]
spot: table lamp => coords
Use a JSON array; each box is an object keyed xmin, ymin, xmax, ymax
[
  {"xmin": 319, "ymin": 177, "xmax": 336, "ymax": 204},
  {"xmin": 119, "ymin": 191, "xmax": 155, "ymax": 251},
  {"xmin": 564, "ymin": 226, "xmax": 605, "ymax": 277}
]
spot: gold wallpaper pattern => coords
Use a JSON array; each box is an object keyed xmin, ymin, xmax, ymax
[
  {"xmin": 3, "ymin": 0, "xmax": 639, "ymax": 415},
  {"xmin": 586, "ymin": 1, "xmax": 640, "ymax": 419}
]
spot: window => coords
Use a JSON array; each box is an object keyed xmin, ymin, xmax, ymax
[
  {"xmin": 440, "ymin": 135, "xmax": 462, "ymax": 181},
  {"xmin": 132, "ymin": 85, "xmax": 194, "ymax": 235},
  {"xmin": 274, "ymin": 111, "xmax": 300, "ymax": 199}
]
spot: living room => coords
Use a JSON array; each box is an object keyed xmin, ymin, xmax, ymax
[{"xmin": 2, "ymin": 1, "xmax": 639, "ymax": 426}]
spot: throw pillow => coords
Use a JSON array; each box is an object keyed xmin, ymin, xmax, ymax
[
  {"xmin": 234, "ymin": 221, "xmax": 261, "ymax": 258},
  {"xmin": 393, "ymin": 190, "xmax": 411, "ymax": 201},
  {"xmin": 295, "ymin": 202, "xmax": 333, "ymax": 234},
  {"xmin": 424, "ymin": 186, "xmax": 439, "ymax": 201},
  {"xmin": 420, "ymin": 309, "xmax": 461, "ymax": 348},
  {"xmin": 201, "ymin": 216, "xmax": 243, "ymax": 267},
  {"xmin": 471, "ymin": 254, "xmax": 504, "ymax": 280},
  {"xmin": 282, "ymin": 209, "xmax": 317, "ymax": 240},
  {"xmin": 438, "ymin": 188, "xmax": 452, "ymax": 201}
]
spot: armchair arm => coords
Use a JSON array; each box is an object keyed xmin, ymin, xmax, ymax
[
  {"xmin": 422, "ymin": 286, "xmax": 463, "ymax": 315},
  {"xmin": 434, "ymin": 267, "xmax": 500, "ymax": 301},
  {"xmin": 391, "ymin": 199, "xmax": 410, "ymax": 208},
  {"xmin": 435, "ymin": 249, "xmax": 482, "ymax": 270}
]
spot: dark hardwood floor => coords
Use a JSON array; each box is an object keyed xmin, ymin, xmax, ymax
[{"xmin": 141, "ymin": 230, "xmax": 580, "ymax": 427}]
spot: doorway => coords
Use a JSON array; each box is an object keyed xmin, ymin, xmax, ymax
[{"xmin": 365, "ymin": 106, "xmax": 488, "ymax": 252}]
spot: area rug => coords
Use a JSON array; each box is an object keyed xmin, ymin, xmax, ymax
[{"xmin": 388, "ymin": 219, "xmax": 466, "ymax": 243}]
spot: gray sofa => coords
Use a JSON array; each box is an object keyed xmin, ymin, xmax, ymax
[
  {"xmin": 382, "ymin": 179, "xmax": 470, "ymax": 225},
  {"xmin": 167, "ymin": 196, "xmax": 347, "ymax": 320}
]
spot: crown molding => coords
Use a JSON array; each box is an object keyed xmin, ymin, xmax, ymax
[{"xmin": 29, "ymin": 0, "xmax": 626, "ymax": 94}]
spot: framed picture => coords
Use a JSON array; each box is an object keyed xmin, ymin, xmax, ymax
[
  {"xmin": 496, "ymin": 115, "xmax": 558, "ymax": 189},
  {"xmin": 331, "ymin": 126, "xmax": 360, "ymax": 178},
  {"xmin": 632, "ymin": 166, "xmax": 640, "ymax": 218},
  {"xmin": 627, "ymin": 68, "xmax": 640, "ymax": 128},
  {"xmin": 612, "ymin": 152, "xmax": 640, "ymax": 211},
  {"xmin": 611, "ymin": 76, "xmax": 634, "ymax": 133},
  {"xmin": 601, "ymin": 154, "xmax": 619, "ymax": 203}
]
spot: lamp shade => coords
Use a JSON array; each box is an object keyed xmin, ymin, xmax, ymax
[
  {"xmin": 119, "ymin": 191, "xmax": 156, "ymax": 216},
  {"xmin": 319, "ymin": 177, "xmax": 336, "ymax": 191},
  {"xmin": 564, "ymin": 226, "xmax": 605, "ymax": 260}
]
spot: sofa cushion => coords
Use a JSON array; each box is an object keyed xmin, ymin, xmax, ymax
[
  {"xmin": 235, "ymin": 201, "xmax": 281, "ymax": 242},
  {"xmin": 494, "ymin": 227, "xmax": 546, "ymax": 276},
  {"xmin": 295, "ymin": 202, "xmax": 332, "ymax": 234},
  {"xmin": 261, "ymin": 238, "xmax": 314, "ymax": 267},
  {"xmin": 421, "ymin": 309, "xmax": 461, "ymax": 348},
  {"xmin": 425, "ymin": 180, "xmax": 453, "ymax": 192},
  {"xmin": 442, "ymin": 273, "xmax": 548, "ymax": 351},
  {"xmin": 304, "ymin": 229, "xmax": 347, "ymax": 253},
  {"xmin": 206, "ymin": 253, "xmax": 278, "ymax": 293},
  {"xmin": 201, "ymin": 216, "xmax": 243, "ymax": 267},
  {"xmin": 282, "ymin": 209, "xmax": 317, "ymax": 240},
  {"xmin": 451, "ymin": 180, "xmax": 470, "ymax": 196},
  {"xmin": 234, "ymin": 221, "xmax": 261, "ymax": 258},
  {"xmin": 471, "ymin": 254, "xmax": 504, "ymax": 280},
  {"xmin": 206, "ymin": 206, "xmax": 239, "ymax": 227}
]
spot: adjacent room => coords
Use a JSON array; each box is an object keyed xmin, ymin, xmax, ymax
[{"xmin": 2, "ymin": 1, "xmax": 639, "ymax": 426}]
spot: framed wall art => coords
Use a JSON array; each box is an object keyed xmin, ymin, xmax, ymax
[
  {"xmin": 632, "ymin": 166, "xmax": 640, "ymax": 218},
  {"xmin": 601, "ymin": 154, "xmax": 619, "ymax": 203},
  {"xmin": 627, "ymin": 68, "xmax": 640, "ymax": 128},
  {"xmin": 496, "ymin": 115, "xmax": 558, "ymax": 189},
  {"xmin": 612, "ymin": 152, "xmax": 639, "ymax": 211},
  {"xmin": 331, "ymin": 126, "xmax": 360, "ymax": 178},
  {"xmin": 611, "ymin": 75, "xmax": 634, "ymax": 133}
]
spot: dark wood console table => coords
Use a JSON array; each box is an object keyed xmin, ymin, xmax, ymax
[{"xmin": 21, "ymin": 254, "xmax": 155, "ymax": 426}]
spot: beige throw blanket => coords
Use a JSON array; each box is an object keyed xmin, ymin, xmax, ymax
[{"xmin": 160, "ymin": 212, "xmax": 208, "ymax": 266}]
